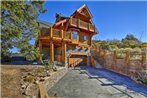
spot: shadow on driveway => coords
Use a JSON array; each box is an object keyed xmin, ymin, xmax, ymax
[{"xmin": 79, "ymin": 66, "xmax": 147, "ymax": 97}]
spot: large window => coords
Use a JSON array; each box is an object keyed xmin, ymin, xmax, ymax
[{"xmin": 73, "ymin": 31, "xmax": 78, "ymax": 39}]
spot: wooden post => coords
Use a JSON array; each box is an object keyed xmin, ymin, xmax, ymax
[
  {"xmin": 61, "ymin": 29, "xmax": 64, "ymax": 39},
  {"xmin": 113, "ymin": 50, "xmax": 117, "ymax": 70},
  {"xmin": 39, "ymin": 40, "xmax": 42, "ymax": 63},
  {"xmin": 50, "ymin": 40, "xmax": 54, "ymax": 62},
  {"xmin": 62, "ymin": 42, "xmax": 67, "ymax": 65},
  {"xmin": 125, "ymin": 51, "xmax": 130, "ymax": 75},
  {"xmin": 141, "ymin": 52, "xmax": 146, "ymax": 69},
  {"xmin": 77, "ymin": 19, "xmax": 80, "ymax": 28},
  {"xmin": 70, "ymin": 32, "xmax": 73, "ymax": 40},
  {"xmin": 125, "ymin": 51, "xmax": 130, "ymax": 65},
  {"xmin": 50, "ymin": 27, "xmax": 53, "ymax": 37},
  {"xmin": 89, "ymin": 36, "xmax": 92, "ymax": 46}
]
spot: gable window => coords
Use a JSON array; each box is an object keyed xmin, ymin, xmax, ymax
[{"xmin": 73, "ymin": 31, "xmax": 78, "ymax": 40}]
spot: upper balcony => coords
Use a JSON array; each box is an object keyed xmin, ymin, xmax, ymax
[
  {"xmin": 69, "ymin": 18, "xmax": 96, "ymax": 32},
  {"xmin": 39, "ymin": 28, "xmax": 72, "ymax": 43},
  {"xmin": 39, "ymin": 28, "xmax": 91, "ymax": 46}
]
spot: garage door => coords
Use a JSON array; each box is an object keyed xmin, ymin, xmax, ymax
[{"xmin": 68, "ymin": 55, "xmax": 87, "ymax": 67}]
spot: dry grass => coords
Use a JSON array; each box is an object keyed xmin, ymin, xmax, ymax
[{"xmin": 1, "ymin": 65, "xmax": 35, "ymax": 98}]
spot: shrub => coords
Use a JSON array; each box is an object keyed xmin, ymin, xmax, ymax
[
  {"xmin": 48, "ymin": 60, "xmax": 53, "ymax": 70},
  {"xmin": 125, "ymin": 48, "xmax": 132, "ymax": 52},
  {"xmin": 37, "ymin": 67, "xmax": 45, "ymax": 73},
  {"xmin": 24, "ymin": 75, "xmax": 35, "ymax": 83},
  {"xmin": 132, "ymin": 47, "xmax": 141, "ymax": 53},
  {"xmin": 1, "ymin": 55, "xmax": 11, "ymax": 63}
]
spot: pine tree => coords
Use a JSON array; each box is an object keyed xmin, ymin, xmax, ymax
[{"xmin": 1, "ymin": 1, "xmax": 47, "ymax": 60}]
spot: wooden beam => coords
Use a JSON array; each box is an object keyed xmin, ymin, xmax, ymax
[{"xmin": 50, "ymin": 40, "xmax": 54, "ymax": 62}]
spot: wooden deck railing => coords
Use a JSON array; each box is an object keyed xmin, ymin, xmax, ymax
[
  {"xmin": 52, "ymin": 29, "xmax": 61, "ymax": 38},
  {"xmin": 40, "ymin": 28, "xmax": 72, "ymax": 40},
  {"xmin": 70, "ymin": 18, "xmax": 96, "ymax": 32},
  {"xmin": 40, "ymin": 28, "xmax": 90, "ymax": 45},
  {"xmin": 63, "ymin": 31, "xmax": 72, "ymax": 39}
]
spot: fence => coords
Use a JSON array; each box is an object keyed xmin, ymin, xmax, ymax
[{"xmin": 91, "ymin": 46, "xmax": 147, "ymax": 78}]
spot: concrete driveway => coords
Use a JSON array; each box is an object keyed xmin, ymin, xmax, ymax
[{"xmin": 48, "ymin": 66, "xmax": 147, "ymax": 98}]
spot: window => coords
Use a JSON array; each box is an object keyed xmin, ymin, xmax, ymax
[
  {"xmin": 73, "ymin": 31, "xmax": 78, "ymax": 39},
  {"xmin": 84, "ymin": 36, "xmax": 88, "ymax": 40}
]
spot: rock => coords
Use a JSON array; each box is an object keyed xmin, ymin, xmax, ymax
[
  {"xmin": 53, "ymin": 66, "xmax": 57, "ymax": 71},
  {"xmin": 25, "ymin": 83, "xmax": 39, "ymax": 97},
  {"xmin": 39, "ymin": 72, "xmax": 47, "ymax": 77},
  {"xmin": 39, "ymin": 78, "xmax": 45, "ymax": 82},
  {"xmin": 20, "ymin": 79, "xmax": 25, "ymax": 85},
  {"xmin": 21, "ymin": 84, "xmax": 26, "ymax": 89},
  {"xmin": 21, "ymin": 88, "xmax": 26, "ymax": 95},
  {"xmin": 34, "ymin": 80, "xmax": 39, "ymax": 84},
  {"xmin": 47, "ymin": 72, "xmax": 50, "ymax": 76}
]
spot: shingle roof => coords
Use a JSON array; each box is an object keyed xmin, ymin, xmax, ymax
[
  {"xmin": 37, "ymin": 20, "xmax": 53, "ymax": 28},
  {"xmin": 55, "ymin": 13, "xmax": 69, "ymax": 22}
]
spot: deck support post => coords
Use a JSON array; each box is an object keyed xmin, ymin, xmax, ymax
[
  {"xmin": 50, "ymin": 27, "xmax": 53, "ymax": 38},
  {"xmin": 70, "ymin": 32, "xmax": 73, "ymax": 40},
  {"xmin": 62, "ymin": 42, "xmax": 67, "ymax": 66},
  {"xmin": 50, "ymin": 40, "xmax": 54, "ymax": 63}
]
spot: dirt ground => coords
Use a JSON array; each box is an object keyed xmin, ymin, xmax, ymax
[{"xmin": 1, "ymin": 65, "xmax": 36, "ymax": 98}]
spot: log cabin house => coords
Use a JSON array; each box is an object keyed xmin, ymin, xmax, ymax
[{"xmin": 37, "ymin": 4, "xmax": 98, "ymax": 67}]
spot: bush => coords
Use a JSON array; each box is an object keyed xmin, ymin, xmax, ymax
[
  {"xmin": 24, "ymin": 75, "xmax": 35, "ymax": 83},
  {"xmin": 1, "ymin": 55, "xmax": 11, "ymax": 63},
  {"xmin": 125, "ymin": 48, "xmax": 132, "ymax": 52},
  {"xmin": 37, "ymin": 67, "xmax": 45, "ymax": 73},
  {"xmin": 48, "ymin": 60, "xmax": 53, "ymax": 70},
  {"xmin": 132, "ymin": 47, "xmax": 141, "ymax": 53}
]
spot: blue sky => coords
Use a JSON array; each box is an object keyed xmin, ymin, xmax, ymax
[
  {"xmin": 38, "ymin": 1, "xmax": 147, "ymax": 42},
  {"xmin": 11, "ymin": 1, "xmax": 147, "ymax": 53}
]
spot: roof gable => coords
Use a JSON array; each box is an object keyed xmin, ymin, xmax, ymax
[{"xmin": 77, "ymin": 4, "xmax": 93, "ymax": 18}]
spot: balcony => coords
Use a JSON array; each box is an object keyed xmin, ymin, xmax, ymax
[
  {"xmin": 39, "ymin": 28, "xmax": 91, "ymax": 46},
  {"xmin": 39, "ymin": 28, "xmax": 72, "ymax": 42},
  {"xmin": 69, "ymin": 18, "xmax": 96, "ymax": 32}
]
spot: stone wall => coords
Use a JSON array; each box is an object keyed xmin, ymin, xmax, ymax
[
  {"xmin": 23, "ymin": 67, "xmax": 68, "ymax": 98},
  {"xmin": 43, "ymin": 67, "xmax": 68, "ymax": 91}
]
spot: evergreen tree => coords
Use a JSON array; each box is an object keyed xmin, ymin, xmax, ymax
[{"xmin": 1, "ymin": 1, "xmax": 47, "ymax": 60}]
